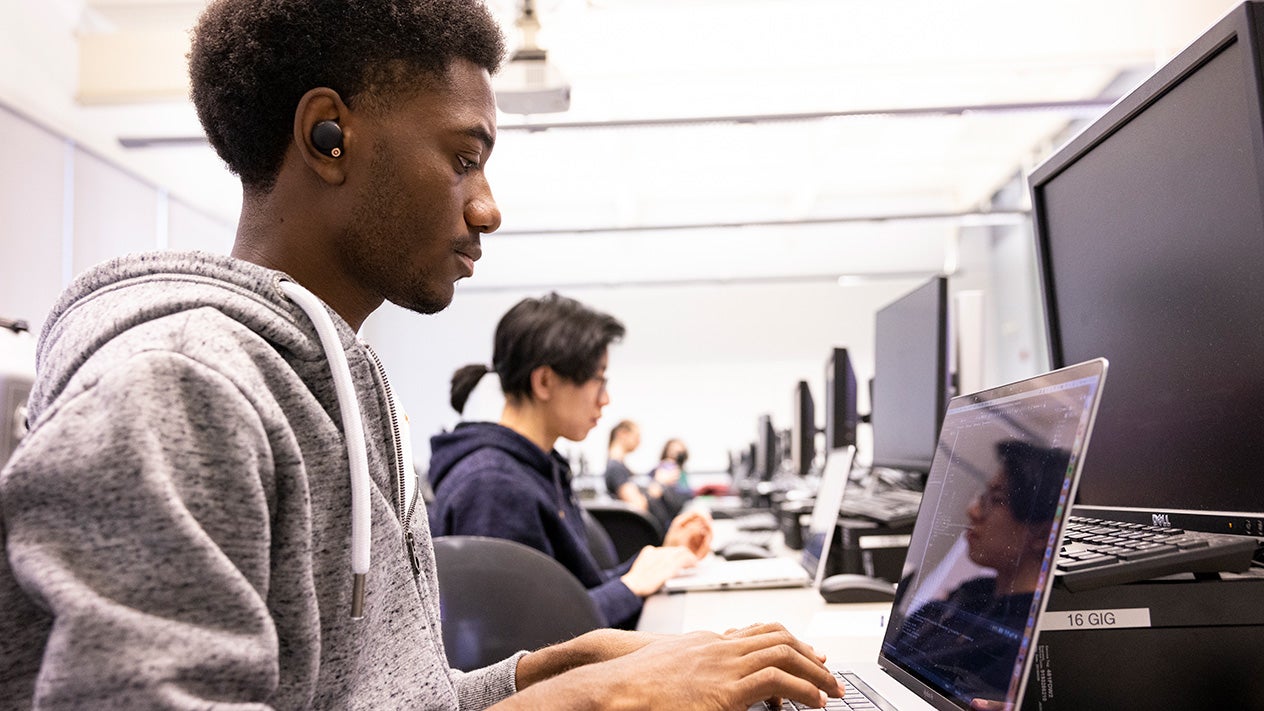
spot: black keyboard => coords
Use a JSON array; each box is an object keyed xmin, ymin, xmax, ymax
[
  {"xmin": 1055, "ymin": 515, "xmax": 1260, "ymax": 591},
  {"xmin": 839, "ymin": 489, "xmax": 922, "ymax": 527},
  {"xmin": 721, "ymin": 530, "xmax": 777, "ymax": 551},
  {"xmin": 733, "ymin": 512, "xmax": 780, "ymax": 531},
  {"xmin": 710, "ymin": 506, "xmax": 772, "ymax": 521}
]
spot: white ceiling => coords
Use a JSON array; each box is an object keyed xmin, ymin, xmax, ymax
[{"xmin": 0, "ymin": 0, "xmax": 1243, "ymax": 245}]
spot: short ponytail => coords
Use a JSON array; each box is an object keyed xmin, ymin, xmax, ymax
[{"xmin": 449, "ymin": 364, "xmax": 491, "ymax": 414}]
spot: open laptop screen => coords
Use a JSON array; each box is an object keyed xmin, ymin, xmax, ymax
[
  {"xmin": 878, "ymin": 361, "xmax": 1105, "ymax": 710},
  {"xmin": 801, "ymin": 445, "xmax": 856, "ymax": 585}
]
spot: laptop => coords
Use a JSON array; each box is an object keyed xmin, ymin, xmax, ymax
[
  {"xmin": 663, "ymin": 445, "xmax": 857, "ymax": 593},
  {"xmin": 789, "ymin": 359, "xmax": 1108, "ymax": 711}
]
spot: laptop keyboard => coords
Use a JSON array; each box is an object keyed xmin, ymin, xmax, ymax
[
  {"xmin": 1055, "ymin": 515, "xmax": 1260, "ymax": 591},
  {"xmin": 840, "ymin": 489, "xmax": 922, "ymax": 527},
  {"xmin": 774, "ymin": 671, "xmax": 897, "ymax": 711}
]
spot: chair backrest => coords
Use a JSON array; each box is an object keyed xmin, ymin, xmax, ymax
[
  {"xmin": 581, "ymin": 501, "xmax": 664, "ymax": 563},
  {"xmin": 432, "ymin": 535, "xmax": 604, "ymax": 672},
  {"xmin": 578, "ymin": 507, "xmax": 619, "ymax": 570}
]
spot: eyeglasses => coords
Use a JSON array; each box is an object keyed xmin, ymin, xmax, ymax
[{"xmin": 974, "ymin": 487, "xmax": 1011, "ymax": 515}]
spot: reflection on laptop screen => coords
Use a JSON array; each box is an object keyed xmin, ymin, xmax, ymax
[{"xmin": 879, "ymin": 367, "xmax": 1103, "ymax": 709}]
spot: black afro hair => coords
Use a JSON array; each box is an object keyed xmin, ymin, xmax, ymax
[{"xmin": 189, "ymin": 0, "xmax": 505, "ymax": 192}]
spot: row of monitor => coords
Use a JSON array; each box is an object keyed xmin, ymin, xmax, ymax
[
  {"xmin": 749, "ymin": 1, "xmax": 1264, "ymax": 539},
  {"xmin": 749, "ymin": 272, "xmax": 950, "ymax": 483}
]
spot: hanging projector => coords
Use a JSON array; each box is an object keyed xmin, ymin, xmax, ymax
[{"xmin": 494, "ymin": 1, "xmax": 571, "ymax": 114}]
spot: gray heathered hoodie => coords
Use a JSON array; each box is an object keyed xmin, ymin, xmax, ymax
[{"xmin": 0, "ymin": 252, "xmax": 522, "ymax": 710}]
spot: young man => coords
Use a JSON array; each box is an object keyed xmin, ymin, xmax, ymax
[{"xmin": 0, "ymin": 1, "xmax": 841, "ymax": 709}]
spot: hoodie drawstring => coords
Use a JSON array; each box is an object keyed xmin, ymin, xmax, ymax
[{"xmin": 278, "ymin": 279, "xmax": 371, "ymax": 619}]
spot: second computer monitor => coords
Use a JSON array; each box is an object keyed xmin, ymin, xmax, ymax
[
  {"xmin": 754, "ymin": 414, "xmax": 778, "ymax": 481},
  {"xmin": 790, "ymin": 380, "xmax": 816, "ymax": 477},
  {"xmin": 824, "ymin": 347, "xmax": 859, "ymax": 452},
  {"xmin": 870, "ymin": 276, "xmax": 951, "ymax": 473}
]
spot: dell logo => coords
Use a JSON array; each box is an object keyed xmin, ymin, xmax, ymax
[{"xmin": 1152, "ymin": 513, "xmax": 1171, "ymax": 527}]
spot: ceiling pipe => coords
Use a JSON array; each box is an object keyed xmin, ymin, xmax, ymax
[
  {"xmin": 492, "ymin": 209, "xmax": 1030, "ymax": 237},
  {"xmin": 117, "ymin": 99, "xmax": 1115, "ymax": 148},
  {"xmin": 452, "ymin": 269, "xmax": 950, "ymax": 294}
]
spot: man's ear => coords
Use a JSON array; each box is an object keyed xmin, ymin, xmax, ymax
[
  {"xmin": 530, "ymin": 365, "xmax": 557, "ymax": 402},
  {"xmin": 294, "ymin": 87, "xmax": 353, "ymax": 186}
]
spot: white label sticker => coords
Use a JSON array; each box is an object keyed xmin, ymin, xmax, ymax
[{"xmin": 1039, "ymin": 607, "xmax": 1152, "ymax": 631}]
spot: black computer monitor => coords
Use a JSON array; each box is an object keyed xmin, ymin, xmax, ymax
[
  {"xmin": 824, "ymin": 347, "xmax": 859, "ymax": 452},
  {"xmin": 753, "ymin": 414, "xmax": 778, "ymax": 481},
  {"xmin": 1030, "ymin": 1, "xmax": 1264, "ymax": 536},
  {"xmin": 790, "ymin": 380, "xmax": 816, "ymax": 477},
  {"xmin": 870, "ymin": 276, "xmax": 951, "ymax": 474}
]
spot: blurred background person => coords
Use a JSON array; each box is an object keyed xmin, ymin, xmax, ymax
[
  {"xmin": 604, "ymin": 420, "xmax": 645, "ymax": 507},
  {"xmin": 649, "ymin": 437, "xmax": 694, "ymax": 509}
]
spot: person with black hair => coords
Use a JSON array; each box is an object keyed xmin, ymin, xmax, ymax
[
  {"xmin": 0, "ymin": 1, "xmax": 843, "ymax": 709},
  {"xmin": 429, "ymin": 293, "xmax": 712, "ymax": 629}
]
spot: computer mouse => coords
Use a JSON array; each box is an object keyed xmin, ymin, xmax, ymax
[
  {"xmin": 818, "ymin": 574, "xmax": 897, "ymax": 603},
  {"xmin": 718, "ymin": 542, "xmax": 775, "ymax": 561}
]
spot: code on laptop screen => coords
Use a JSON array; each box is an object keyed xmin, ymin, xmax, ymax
[{"xmin": 879, "ymin": 369, "xmax": 1102, "ymax": 709}]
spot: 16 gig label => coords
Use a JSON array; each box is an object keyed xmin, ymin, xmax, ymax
[{"xmin": 1039, "ymin": 607, "xmax": 1152, "ymax": 631}]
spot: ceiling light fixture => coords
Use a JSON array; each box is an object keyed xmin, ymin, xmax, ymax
[{"xmin": 493, "ymin": 0, "xmax": 571, "ymax": 114}]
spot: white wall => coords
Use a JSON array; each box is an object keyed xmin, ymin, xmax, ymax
[
  {"xmin": 0, "ymin": 107, "xmax": 66, "ymax": 330},
  {"xmin": 0, "ymin": 104, "xmax": 235, "ymax": 334}
]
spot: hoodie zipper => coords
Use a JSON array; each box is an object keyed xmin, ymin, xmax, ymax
[{"xmin": 363, "ymin": 342, "xmax": 422, "ymax": 577}]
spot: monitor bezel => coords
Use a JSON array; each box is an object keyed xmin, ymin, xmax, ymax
[{"xmin": 1028, "ymin": 1, "xmax": 1264, "ymax": 534}]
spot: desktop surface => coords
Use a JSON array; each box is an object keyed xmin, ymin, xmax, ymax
[
  {"xmin": 639, "ymin": 586, "xmax": 892, "ymax": 666},
  {"xmin": 647, "ymin": 518, "xmax": 892, "ymax": 664}
]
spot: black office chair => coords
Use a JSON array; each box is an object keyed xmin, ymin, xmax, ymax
[
  {"xmin": 579, "ymin": 507, "xmax": 620, "ymax": 570},
  {"xmin": 432, "ymin": 535, "xmax": 604, "ymax": 672},
  {"xmin": 581, "ymin": 501, "xmax": 664, "ymax": 563}
]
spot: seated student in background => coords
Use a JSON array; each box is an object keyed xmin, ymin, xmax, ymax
[
  {"xmin": 428, "ymin": 293, "xmax": 713, "ymax": 629},
  {"xmin": 652, "ymin": 438, "xmax": 694, "ymax": 497},
  {"xmin": 606, "ymin": 421, "xmax": 690, "ymax": 528},
  {"xmin": 604, "ymin": 419, "xmax": 645, "ymax": 507}
]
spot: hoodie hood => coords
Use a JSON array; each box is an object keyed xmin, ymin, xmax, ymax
[
  {"xmin": 30, "ymin": 251, "xmax": 351, "ymax": 425},
  {"xmin": 429, "ymin": 421, "xmax": 561, "ymax": 493}
]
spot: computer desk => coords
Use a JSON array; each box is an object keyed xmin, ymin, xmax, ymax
[{"xmin": 639, "ymin": 520, "xmax": 893, "ymax": 664}]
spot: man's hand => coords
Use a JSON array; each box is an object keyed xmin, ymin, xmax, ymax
[
  {"xmin": 654, "ymin": 461, "xmax": 683, "ymax": 486},
  {"xmin": 620, "ymin": 545, "xmax": 698, "ymax": 596},
  {"xmin": 663, "ymin": 510, "xmax": 714, "ymax": 558},
  {"xmin": 500, "ymin": 622, "xmax": 844, "ymax": 710}
]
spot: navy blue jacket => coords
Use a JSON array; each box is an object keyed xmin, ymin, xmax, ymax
[{"xmin": 428, "ymin": 422, "xmax": 642, "ymax": 629}]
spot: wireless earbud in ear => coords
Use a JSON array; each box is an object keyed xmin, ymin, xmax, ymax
[{"xmin": 311, "ymin": 120, "xmax": 344, "ymax": 158}]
